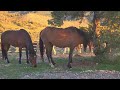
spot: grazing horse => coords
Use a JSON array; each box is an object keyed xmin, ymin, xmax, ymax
[
  {"xmin": 1, "ymin": 29, "xmax": 37, "ymax": 67},
  {"xmin": 39, "ymin": 26, "xmax": 89, "ymax": 68},
  {"xmin": 52, "ymin": 35, "xmax": 94, "ymax": 55}
]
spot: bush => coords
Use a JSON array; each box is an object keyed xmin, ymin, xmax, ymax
[{"xmin": 94, "ymin": 29, "xmax": 120, "ymax": 62}]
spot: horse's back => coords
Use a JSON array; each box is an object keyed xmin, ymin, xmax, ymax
[
  {"xmin": 1, "ymin": 30, "xmax": 16, "ymax": 41},
  {"xmin": 1, "ymin": 29, "xmax": 31, "ymax": 47},
  {"xmin": 40, "ymin": 26, "xmax": 84, "ymax": 47},
  {"xmin": 41, "ymin": 26, "xmax": 78, "ymax": 39},
  {"xmin": 2, "ymin": 29, "xmax": 29, "ymax": 39}
]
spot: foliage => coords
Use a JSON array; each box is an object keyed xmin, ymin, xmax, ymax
[
  {"xmin": 48, "ymin": 11, "xmax": 120, "ymax": 57},
  {"xmin": 48, "ymin": 11, "xmax": 84, "ymax": 27}
]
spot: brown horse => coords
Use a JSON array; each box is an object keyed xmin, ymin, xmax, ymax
[
  {"xmin": 39, "ymin": 26, "xmax": 89, "ymax": 68},
  {"xmin": 1, "ymin": 29, "xmax": 37, "ymax": 67}
]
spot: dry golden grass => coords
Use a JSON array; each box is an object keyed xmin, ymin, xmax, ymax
[{"xmin": 0, "ymin": 11, "xmax": 89, "ymax": 42}]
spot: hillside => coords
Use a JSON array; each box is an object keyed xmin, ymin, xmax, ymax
[
  {"xmin": 0, "ymin": 11, "xmax": 89, "ymax": 42},
  {"xmin": 0, "ymin": 11, "xmax": 52, "ymax": 41}
]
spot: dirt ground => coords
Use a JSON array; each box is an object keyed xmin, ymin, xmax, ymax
[{"xmin": 20, "ymin": 70, "xmax": 120, "ymax": 79}]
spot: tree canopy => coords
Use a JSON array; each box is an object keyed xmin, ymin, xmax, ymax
[
  {"xmin": 48, "ymin": 11, "xmax": 120, "ymax": 29},
  {"xmin": 48, "ymin": 11, "xmax": 120, "ymax": 56}
]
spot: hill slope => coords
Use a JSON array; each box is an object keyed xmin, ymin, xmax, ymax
[{"xmin": 0, "ymin": 11, "xmax": 89, "ymax": 41}]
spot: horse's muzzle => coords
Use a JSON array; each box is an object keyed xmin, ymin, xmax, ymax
[{"xmin": 33, "ymin": 64, "xmax": 37, "ymax": 67}]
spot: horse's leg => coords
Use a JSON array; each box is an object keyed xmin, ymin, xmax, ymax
[
  {"xmin": 67, "ymin": 47, "xmax": 70, "ymax": 53},
  {"xmin": 88, "ymin": 42, "xmax": 93, "ymax": 53},
  {"xmin": 79, "ymin": 44, "xmax": 82, "ymax": 53},
  {"xmin": 76, "ymin": 44, "xmax": 82, "ymax": 54},
  {"xmin": 63, "ymin": 48, "xmax": 67, "ymax": 54},
  {"xmin": 4, "ymin": 45, "xmax": 10, "ymax": 63},
  {"xmin": 53, "ymin": 46, "xmax": 57, "ymax": 55},
  {"xmin": 26, "ymin": 48, "xmax": 29, "ymax": 64},
  {"xmin": 45, "ymin": 45, "xmax": 51, "ymax": 63},
  {"xmin": 45, "ymin": 43, "xmax": 55, "ymax": 67},
  {"xmin": 75, "ymin": 45, "xmax": 80, "ymax": 54},
  {"xmin": 88, "ymin": 42, "xmax": 91, "ymax": 53},
  {"xmin": 67, "ymin": 47, "xmax": 74, "ymax": 68},
  {"xmin": 1, "ymin": 43, "xmax": 5, "ymax": 60},
  {"xmin": 18, "ymin": 48, "xmax": 22, "ymax": 64},
  {"xmin": 50, "ymin": 45, "xmax": 56, "ymax": 65},
  {"xmin": 91, "ymin": 42, "xmax": 94, "ymax": 53}
]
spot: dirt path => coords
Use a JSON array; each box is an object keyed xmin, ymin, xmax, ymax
[
  {"xmin": 21, "ymin": 53, "xmax": 120, "ymax": 79},
  {"xmin": 20, "ymin": 70, "xmax": 120, "ymax": 79}
]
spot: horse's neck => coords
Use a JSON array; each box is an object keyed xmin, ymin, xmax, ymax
[{"xmin": 27, "ymin": 41, "xmax": 35, "ymax": 55}]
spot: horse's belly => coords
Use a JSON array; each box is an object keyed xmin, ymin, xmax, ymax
[
  {"xmin": 10, "ymin": 41, "xmax": 25, "ymax": 48},
  {"xmin": 52, "ymin": 41, "xmax": 78, "ymax": 48},
  {"xmin": 54, "ymin": 44, "xmax": 68, "ymax": 48}
]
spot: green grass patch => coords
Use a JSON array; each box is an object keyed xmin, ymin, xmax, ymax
[{"xmin": 0, "ymin": 53, "xmax": 120, "ymax": 78}]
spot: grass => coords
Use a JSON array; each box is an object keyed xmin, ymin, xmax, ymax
[
  {"xmin": 1, "ymin": 51, "xmax": 120, "ymax": 79},
  {"xmin": 0, "ymin": 59, "xmax": 52, "ymax": 79},
  {"xmin": 1, "ymin": 47, "xmax": 120, "ymax": 79}
]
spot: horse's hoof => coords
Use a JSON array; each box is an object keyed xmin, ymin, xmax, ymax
[
  {"xmin": 7, "ymin": 61, "xmax": 10, "ymax": 63},
  {"xmin": 51, "ymin": 65, "xmax": 55, "ymax": 68},
  {"xmin": 49, "ymin": 63, "xmax": 55, "ymax": 68},
  {"xmin": 53, "ymin": 62, "xmax": 56, "ymax": 65},
  {"xmin": 19, "ymin": 62, "xmax": 21, "ymax": 64},
  {"xmin": 70, "ymin": 61, "xmax": 72, "ymax": 63},
  {"xmin": 27, "ymin": 61, "xmax": 29, "ymax": 64},
  {"xmin": 33, "ymin": 65, "xmax": 37, "ymax": 67},
  {"xmin": 67, "ymin": 64, "xmax": 72, "ymax": 68}
]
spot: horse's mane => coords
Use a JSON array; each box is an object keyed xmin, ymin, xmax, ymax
[
  {"xmin": 19, "ymin": 29, "xmax": 31, "ymax": 39},
  {"xmin": 19, "ymin": 29, "xmax": 36, "ymax": 55},
  {"xmin": 66, "ymin": 26, "xmax": 89, "ymax": 45},
  {"xmin": 65, "ymin": 26, "xmax": 86, "ymax": 37}
]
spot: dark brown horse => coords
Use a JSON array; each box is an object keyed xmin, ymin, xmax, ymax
[
  {"xmin": 1, "ymin": 29, "xmax": 37, "ymax": 67},
  {"xmin": 39, "ymin": 26, "xmax": 89, "ymax": 68}
]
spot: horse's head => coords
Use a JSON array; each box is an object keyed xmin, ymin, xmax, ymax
[
  {"xmin": 29, "ymin": 54, "xmax": 37, "ymax": 67},
  {"xmin": 83, "ymin": 30, "xmax": 94, "ymax": 52}
]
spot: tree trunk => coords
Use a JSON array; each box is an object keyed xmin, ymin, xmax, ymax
[
  {"xmin": 92, "ymin": 11, "xmax": 101, "ymax": 55},
  {"xmin": 92, "ymin": 11, "xmax": 101, "ymax": 39}
]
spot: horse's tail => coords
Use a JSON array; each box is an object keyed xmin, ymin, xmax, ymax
[{"xmin": 39, "ymin": 36, "xmax": 44, "ymax": 62}]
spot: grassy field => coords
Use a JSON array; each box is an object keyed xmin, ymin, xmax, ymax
[
  {"xmin": 0, "ymin": 11, "xmax": 120, "ymax": 79},
  {"xmin": 0, "ymin": 50, "xmax": 120, "ymax": 79}
]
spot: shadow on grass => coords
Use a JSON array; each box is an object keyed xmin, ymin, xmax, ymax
[
  {"xmin": 1, "ymin": 52, "xmax": 120, "ymax": 78},
  {"xmin": 47, "ymin": 54, "xmax": 97, "ymax": 72}
]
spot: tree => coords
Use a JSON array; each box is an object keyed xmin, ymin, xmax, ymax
[{"xmin": 48, "ymin": 11, "xmax": 120, "ymax": 55}]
